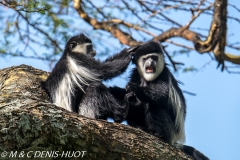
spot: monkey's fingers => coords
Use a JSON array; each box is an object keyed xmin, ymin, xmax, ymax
[
  {"xmin": 126, "ymin": 82, "xmax": 138, "ymax": 93},
  {"xmin": 126, "ymin": 45, "xmax": 142, "ymax": 53},
  {"xmin": 124, "ymin": 91, "xmax": 135, "ymax": 101}
]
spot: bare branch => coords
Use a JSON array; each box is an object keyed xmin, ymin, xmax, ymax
[
  {"xmin": 106, "ymin": 19, "xmax": 157, "ymax": 37},
  {"xmin": 162, "ymin": 45, "xmax": 184, "ymax": 72},
  {"xmin": 17, "ymin": 11, "xmax": 62, "ymax": 52},
  {"xmin": 184, "ymin": 5, "xmax": 213, "ymax": 29},
  {"xmin": 165, "ymin": 40, "xmax": 195, "ymax": 50},
  {"xmin": 73, "ymin": 0, "xmax": 139, "ymax": 46}
]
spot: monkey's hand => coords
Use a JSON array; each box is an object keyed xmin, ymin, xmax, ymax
[
  {"xmin": 124, "ymin": 91, "xmax": 143, "ymax": 106},
  {"xmin": 124, "ymin": 91, "xmax": 136, "ymax": 106},
  {"xmin": 109, "ymin": 48, "xmax": 135, "ymax": 61},
  {"xmin": 126, "ymin": 45, "xmax": 141, "ymax": 54},
  {"xmin": 126, "ymin": 82, "xmax": 139, "ymax": 93},
  {"xmin": 124, "ymin": 91, "xmax": 135, "ymax": 102},
  {"xmin": 126, "ymin": 82, "xmax": 148, "ymax": 102}
]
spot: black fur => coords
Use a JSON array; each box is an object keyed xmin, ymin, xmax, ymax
[
  {"xmin": 43, "ymin": 34, "xmax": 137, "ymax": 122},
  {"xmin": 183, "ymin": 145, "xmax": 210, "ymax": 160},
  {"xmin": 109, "ymin": 41, "xmax": 209, "ymax": 160},
  {"xmin": 127, "ymin": 67, "xmax": 184, "ymax": 142},
  {"xmin": 111, "ymin": 66, "xmax": 185, "ymax": 143},
  {"xmin": 78, "ymin": 81, "xmax": 128, "ymax": 122}
]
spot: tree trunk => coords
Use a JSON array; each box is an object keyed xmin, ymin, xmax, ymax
[{"xmin": 0, "ymin": 65, "xmax": 192, "ymax": 160}]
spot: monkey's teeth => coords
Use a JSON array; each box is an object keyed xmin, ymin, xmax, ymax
[{"xmin": 146, "ymin": 67, "xmax": 154, "ymax": 73}]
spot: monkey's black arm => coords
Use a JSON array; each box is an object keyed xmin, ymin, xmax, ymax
[
  {"xmin": 126, "ymin": 82, "xmax": 168, "ymax": 103},
  {"xmin": 103, "ymin": 46, "xmax": 139, "ymax": 63},
  {"xmin": 72, "ymin": 49, "xmax": 132, "ymax": 81},
  {"xmin": 100, "ymin": 46, "xmax": 140, "ymax": 80},
  {"xmin": 108, "ymin": 86, "xmax": 127, "ymax": 101},
  {"xmin": 100, "ymin": 49, "xmax": 133, "ymax": 80},
  {"xmin": 70, "ymin": 53, "xmax": 120, "ymax": 79}
]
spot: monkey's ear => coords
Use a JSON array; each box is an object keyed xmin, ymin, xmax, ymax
[{"xmin": 69, "ymin": 41, "xmax": 77, "ymax": 50}]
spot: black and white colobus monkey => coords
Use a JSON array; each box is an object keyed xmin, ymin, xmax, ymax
[
  {"xmin": 43, "ymin": 34, "xmax": 137, "ymax": 122},
  {"xmin": 109, "ymin": 41, "xmax": 209, "ymax": 160}
]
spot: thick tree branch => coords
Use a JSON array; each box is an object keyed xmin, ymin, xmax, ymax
[
  {"xmin": 220, "ymin": 53, "xmax": 240, "ymax": 64},
  {"xmin": 0, "ymin": 65, "xmax": 193, "ymax": 160},
  {"xmin": 213, "ymin": 0, "xmax": 228, "ymax": 70}
]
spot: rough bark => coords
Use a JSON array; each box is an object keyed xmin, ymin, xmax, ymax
[{"xmin": 0, "ymin": 65, "xmax": 192, "ymax": 160}]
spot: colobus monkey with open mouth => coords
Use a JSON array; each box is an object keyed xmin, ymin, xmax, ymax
[
  {"xmin": 109, "ymin": 41, "xmax": 209, "ymax": 160},
  {"xmin": 43, "ymin": 34, "xmax": 138, "ymax": 122}
]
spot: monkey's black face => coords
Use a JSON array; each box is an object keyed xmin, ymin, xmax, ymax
[
  {"xmin": 131, "ymin": 40, "xmax": 166, "ymax": 81},
  {"xmin": 142, "ymin": 55, "xmax": 158, "ymax": 73},
  {"xmin": 67, "ymin": 34, "xmax": 96, "ymax": 57},
  {"xmin": 137, "ymin": 53, "xmax": 164, "ymax": 81},
  {"xmin": 86, "ymin": 44, "xmax": 96, "ymax": 57}
]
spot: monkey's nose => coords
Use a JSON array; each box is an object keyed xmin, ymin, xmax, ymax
[
  {"xmin": 147, "ymin": 59, "xmax": 154, "ymax": 66},
  {"xmin": 92, "ymin": 50, "xmax": 96, "ymax": 57}
]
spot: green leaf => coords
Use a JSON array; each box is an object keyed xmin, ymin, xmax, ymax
[{"xmin": 183, "ymin": 66, "xmax": 198, "ymax": 73}]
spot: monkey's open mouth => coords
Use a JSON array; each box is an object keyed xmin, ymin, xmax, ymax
[{"xmin": 145, "ymin": 66, "xmax": 155, "ymax": 73}]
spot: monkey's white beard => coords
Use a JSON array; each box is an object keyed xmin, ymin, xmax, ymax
[
  {"xmin": 168, "ymin": 77, "xmax": 186, "ymax": 146},
  {"xmin": 54, "ymin": 74, "xmax": 73, "ymax": 111},
  {"xmin": 140, "ymin": 71, "xmax": 161, "ymax": 82},
  {"xmin": 67, "ymin": 56, "xmax": 100, "ymax": 91},
  {"xmin": 137, "ymin": 53, "xmax": 164, "ymax": 82},
  {"xmin": 53, "ymin": 56, "xmax": 100, "ymax": 112}
]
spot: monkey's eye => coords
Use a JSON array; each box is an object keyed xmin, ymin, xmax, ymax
[
  {"xmin": 152, "ymin": 56, "xmax": 158, "ymax": 61},
  {"xmin": 69, "ymin": 41, "xmax": 77, "ymax": 50}
]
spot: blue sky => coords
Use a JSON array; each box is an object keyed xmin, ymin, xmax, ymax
[{"xmin": 1, "ymin": 1, "xmax": 240, "ymax": 160}]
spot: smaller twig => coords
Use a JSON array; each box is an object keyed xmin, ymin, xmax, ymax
[
  {"xmin": 195, "ymin": 59, "xmax": 214, "ymax": 74},
  {"xmin": 138, "ymin": 0, "xmax": 182, "ymax": 27},
  {"xmin": 182, "ymin": 90, "xmax": 196, "ymax": 96},
  {"xmin": 228, "ymin": 3, "xmax": 240, "ymax": 12},
  {"xmin": 106, "ymin": 19, "xmax": 156, "ymax": 37},
  {"xmin": 184, "ymin": 5, "xmax": 213, "ymax": 29},
  {"xmin": 162, "ymin": 45, "xmax": 184, "ymax": 72},
  {"xmin": 224, "ymin": 67, "xmax": 240, "ymax": 74},
  {"xmin": 196, "ymin": 0, "xmax": 205, "ymax": 10},
  {"xmin": 17, "ymin": 11, "xmax": 62, "ymax": 52},
  {"xmin": 166, "ymin": 40, "xmax": 195, "ymax": 50},
  {"xmin": 227, "ymin": 44, "xmax": 240, "ymax": 50}
]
